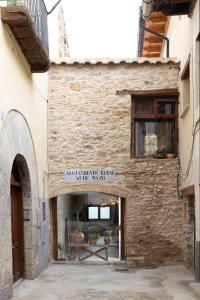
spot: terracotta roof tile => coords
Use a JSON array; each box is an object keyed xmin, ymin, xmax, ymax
[{"xmin": 51, "ymin": 57, "xmax": 179, "ymax": 66}]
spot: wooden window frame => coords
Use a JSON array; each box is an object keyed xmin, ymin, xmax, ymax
[{"xmin": 131, "ymin": 95, "xmax": 178, "ymax": 158}]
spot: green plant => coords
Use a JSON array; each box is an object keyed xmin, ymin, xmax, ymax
[
  {"xmin": 90, "ymin": 226, "xmax": 100, "ymax": 234},
  {"xmin": 8, "ymin": 0, "xmax": 17, "ymax": 6},
  {"xmin": 88, "ymin": 226, "xmax": 100, "ymax": 241},
  {"xmin": 167, "ymin": 143, "xmax": 174, "ymax": 153},
  {"xmin": 104, "ymin": 229, "xmax": 112, "ymax": 237},
  {"xmin": 71, "ymin": 201, "xmax": 86, "ymax": 230},
  {"xmin": 88, "ymin": 232, "xmax": 99, "ymax": 241},
  {"xmin": 8, "ymin": 0, "xmax": 25, "ymax": 6},
  {"xmin": 155, "ymin": 146, "xmax": 167, "ymax": 158}
]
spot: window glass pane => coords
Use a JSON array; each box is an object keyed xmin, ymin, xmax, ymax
[
  {"xmin": 135, "ymin": 100, "xmax": 152, "ymax": 114},
  {"xmin": 135, "ymin": 120, "xmax": 175, "ymax": 156},
  {"xmin": 157, "ymin": 102, "xmax": 176, "ymax": 114},
  {"xmin": 88, "ymin": 207, "xmax": 98, "ymax": 219},
  {"xmin": 100, "ymin": 207, "xmax": 110, "ymax": 219}
]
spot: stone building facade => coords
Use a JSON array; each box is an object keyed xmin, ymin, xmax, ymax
[{"xmin": 48, "ymin": 58, "xmax": 185, "ymax": 267}]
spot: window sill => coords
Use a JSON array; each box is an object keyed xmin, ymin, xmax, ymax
[
  {"xmin": 180, "ymin": 105, "xmax": 190, "ymax": 119},
  {"xmin": 131, "ymin": 155, "xmax": 178, "ymax": 160},
  {"xmin": 132, "ymin": 155, "xmax": 154, "ymax": 159}
]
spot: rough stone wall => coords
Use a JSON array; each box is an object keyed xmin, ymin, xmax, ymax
[{"xmin": 48, "ymin": 61, "xmax": 184, "ymax": 266}]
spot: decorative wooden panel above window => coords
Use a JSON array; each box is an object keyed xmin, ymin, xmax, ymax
[{"xmin": 131, "ymin": 95, "xmax": 178, "ymax": 157}]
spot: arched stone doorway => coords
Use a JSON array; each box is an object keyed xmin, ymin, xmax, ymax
[
  {"xmin": 51, "ymin": 190, "xmax": 127, "ymax": 262},
  {"xmin": 0, "ymin": 110, "xmax": 48, "ymax": 298}
]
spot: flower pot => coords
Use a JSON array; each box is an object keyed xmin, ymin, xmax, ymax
[
  {"xmin": 156, "ymin": 153, "xmax": 166, "ymax": 159},
  {"xmin": 104, "ymin": 236, "xmax": 111, "ymax": 245},
  {"xmin": 166, "ymin": 153, "xmax": 175, "ymax": 159},
  {"xmin": 89, "ymin": 239, "xmax": 97, "ymax": 245},
  {"xmin": 70, "ymin": 231, "xmax": 84, "ymax": 244}
]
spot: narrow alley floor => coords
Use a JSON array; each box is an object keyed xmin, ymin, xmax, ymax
[{"xmin": 12, "ymin": 264, "xmax": 200, "ymax": 300}]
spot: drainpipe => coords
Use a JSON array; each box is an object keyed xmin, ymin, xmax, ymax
[
  {"xmin": 142, "ymin": 0, "xmax": 153, "ymax": 20},
  {"xmin": 140, "ymin": 1, "xmax": 170, "ymax": 58},
  {"xmin": 47, "ymin": 0, "xmax": 62, "ymax": 15}
]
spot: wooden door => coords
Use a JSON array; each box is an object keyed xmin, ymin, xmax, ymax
[
  {"xmin": 51, "ymin": 197, "xmax": 58, "ymax": 261},
  {"xmin": 120, "ymin": 198, "xmax": 126, "ymax": 260},
  {"xmin": 194, "ymin": 215, "xmax": 196, "ymax": 269},
  {"xmin": 11, "ymin": 185, "xmax": 24, "ymax": 283}
]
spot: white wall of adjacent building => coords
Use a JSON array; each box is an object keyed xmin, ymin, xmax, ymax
[
  {"xmin": 0, "ymin": 11, "xmax": 49, "ymax": 198},
  {"xmin": 163, "ymin": 0, "xmax": 200, "ymax": 252}
]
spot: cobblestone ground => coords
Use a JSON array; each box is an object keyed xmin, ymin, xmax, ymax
[{"xmin": 12, "ymin": 264, "xmax": 200, "ymax": 300}]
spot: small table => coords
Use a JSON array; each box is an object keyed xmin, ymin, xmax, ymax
[{"xmin": 68, "ymin": 243, "xmax": 112, "ymax": 262}]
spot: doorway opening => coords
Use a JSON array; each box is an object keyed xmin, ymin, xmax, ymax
[
  {"xmin": 10, "ymin": 155, "xmax": 32, "ymax": 283},
  {"xmin": 11, "ymin": 159, "xmax": 25, "ymax": 282},
  {"xmin": 51, "ymin": 192, "xmax": 125, "ymax": 263}
]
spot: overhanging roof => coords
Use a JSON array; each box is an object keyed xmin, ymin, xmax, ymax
[
  {"xmin": 138, "ymin": 11, "xmax": 169, "ymax": 58},
  {"xmin": 150, "ymin": 0, "xmax": 196, "ymax": 16}
]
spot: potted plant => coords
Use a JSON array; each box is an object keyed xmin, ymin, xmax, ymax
[
  {"xmin": 70, "ymin": 202, "xmax": 86, "ymax": 244},
  {"xmin": 88, "ymin": 227, "xmax": 100, "ymax": 245},
  {"xmin": 155, "ymin": 146, "xmax": 167, "ymax": 159},
  {"xmin": 166, "ymin": 143, "xmax": 175, "ymax": 159},
  {"xmin": 104, "ymin": 229, "xmax": 112, "ymax": 245},
  {"xmin": 71, "ymin": 202, "xmax": 86, "ymax": 230}
]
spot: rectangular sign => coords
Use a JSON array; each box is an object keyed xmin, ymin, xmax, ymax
[{"xmin": 64, "ymin": 169, "xmax": 115, "ymax": 182}]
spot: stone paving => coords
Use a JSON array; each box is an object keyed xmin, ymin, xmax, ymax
[{"xmin": 12, "ymin": 264, "xmax": 200, "ymax": 300}]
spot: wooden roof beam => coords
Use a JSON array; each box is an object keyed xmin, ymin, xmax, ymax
[
  {"xmin": 143, "ymin": 42, "xmax": 163, "ymax": 47},
  {"xmin": 142, "ymin": 52, "xmax": 161, "ymax": 57},
  {"xmin": 150, "ymin": 16, "xmax": 168, "ymax": 22},
  {"xmin": 148, "ymin": 20, "xmax": 168, "ymax": 25},
  {"xmin": 142, "ymin": 50, "xmax": 161, "ymax": 57},
  {"xmin": 146, "ymin": 23, "xmax": 166, "ymax": 32},
  {"xmin": 144, "ymin": 36, "xmax": 163, "ymax": 43},
  {"xmin": 143, "ymin": 45, "xmax": 162, "ymax": 52}
]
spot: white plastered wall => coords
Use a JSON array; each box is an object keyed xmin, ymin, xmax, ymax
[
  {"xmin": 163, "ymin": 1, "xmax": 200, "ymax": 242},
  {"xmin": 0, "ymin": 13, "xmax": 48, "ymax": 198}
]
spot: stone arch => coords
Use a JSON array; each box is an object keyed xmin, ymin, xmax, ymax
[
  {"xmin": 51, "ymin": 183, "xmax": 130, "ymax": 262},
  {"xmin": 0, "ymin": 110, "xmax": 39, "ymax": 297},
  {"xmin": 50, "ymin": 183, "xmax": 131, "ymax": 199}
]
